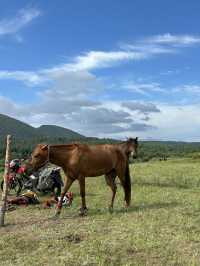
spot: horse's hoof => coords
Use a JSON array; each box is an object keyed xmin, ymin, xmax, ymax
[
  {"xmin": 54, "ymin": 210, "xmax": 61, "ymax": 218},
  {"xmin": 79, "ymin": 211, "xmax": 87, "ymax": 216},
  {"xmin": 79, "ymin": 207, "xmax": 88, "ymax": 216},
  {"xmin": 124, "ymin": 204, "xmax": 130, "ymax": 212},
  {"xmin": 108, "ymin": 206, "xmax": 113, "ymax": 213},
  {"xmin": 54, "ymin": 214, "xmax": 60, "ymax": 220},
  {"xmin": 79, "ymin": 212, "xmax": 86, "ymax": 217}
]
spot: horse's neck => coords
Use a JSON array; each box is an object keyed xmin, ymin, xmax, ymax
[
  {"xmin": 49, "ymin": 145, "xmax": 71, "ymax": 167},
  {"xmin": 119, "ymin": 142, "xmax": 128, "ymax": 153}
]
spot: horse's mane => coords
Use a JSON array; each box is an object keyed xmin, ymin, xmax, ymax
[{"xmin": 118, "ymin": 138, "xmax": 135, "ymax": 144}]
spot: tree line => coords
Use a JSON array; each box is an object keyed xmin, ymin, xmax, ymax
[{"xmin": 1, "ymin": 137, "xmax": 200, "ymax": 163}]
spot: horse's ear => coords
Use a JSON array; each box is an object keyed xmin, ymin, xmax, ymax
[{"xmin": 41, "ymin": 144, "xmax": 48, "ymax": 151}]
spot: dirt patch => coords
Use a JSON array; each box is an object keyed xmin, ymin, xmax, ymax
[{"xmin": 58, "ymin": 234, "xmax": 82, "ymax": 244}]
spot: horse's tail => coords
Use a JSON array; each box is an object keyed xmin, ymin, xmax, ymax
[{"xmin": 124, "ymin": 162, "xmax": 131, "ymax": 206}]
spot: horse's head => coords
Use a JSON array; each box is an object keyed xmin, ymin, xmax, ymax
[
  {"xmin": 126, "ymin": 137, "xmax": 138, "ymax": 160},
  {"xmin": 30, "ymin": 144, "xmax": 49, "ymax": 170}
]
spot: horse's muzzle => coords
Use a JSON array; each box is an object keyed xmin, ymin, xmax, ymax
[{"xmin": 130, "ymin": 152, "xmax": 137, "ymax": 159}]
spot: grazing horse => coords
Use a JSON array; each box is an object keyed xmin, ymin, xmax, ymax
[{"xmin": 30, "ymin": 139, "xmax": 138, "ymax": 216}]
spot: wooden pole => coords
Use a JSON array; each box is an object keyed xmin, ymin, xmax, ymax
[{"xmin": 0, "ymin": 135, "xmax": 11, "ymax": 227}]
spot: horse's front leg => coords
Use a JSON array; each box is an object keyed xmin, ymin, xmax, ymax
[
  {"xmin": 78, "ymin": 176, "xmax": 88, "ymax": 216},
  {"xmin": 55, "ymin": 176, "xmax": 74, "ymax": 217}
]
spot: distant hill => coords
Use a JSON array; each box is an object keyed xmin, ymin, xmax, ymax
[
  {"xmin": 0, "ymin": 113, "xmax": 86, "ymax": 140},
  {"xmin": 0, "ymin": 114, "xmax": 38, "ymax": 139}
]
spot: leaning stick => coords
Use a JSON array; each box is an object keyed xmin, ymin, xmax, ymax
[{"xmin": 0, "ymin": 135, "xmax": 11, "ymax": 227}]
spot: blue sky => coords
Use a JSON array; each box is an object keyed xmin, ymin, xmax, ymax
[{"xmin": 0, "ymin": 1, "xmax": 200, "ymax": 141}]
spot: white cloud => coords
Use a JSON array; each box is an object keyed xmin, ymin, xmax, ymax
[
  {"xmin": 42, "ymin": 50, "xmax": 149, "ymax": 76},
  {"xmin": 0, "ymin": 7, "xmax": 41, "ymax": 37},
  {"xmin": 144, "ymin": 104, "xmax": 200, "ymax": 141},
  {"xmin": 120, "ymin": 43, "xmax": 175, "ymax": 55},
  {"xmin": 0, "ymin": 70, "xmax": 156, "ymax": 138},
  {"xmin": 122, "ymin": 81, "xmax": 200, "ymax": 99},
  {"xmin": 122, "ymin": 101, "xmax": 160, "ymax": 114},
  {"xmin": 57, "ymin": 107, "xmax": 154, "ymax": 137},
  {"xmin": 0, "ymin": 33, "xmax": 199, "ymax": 86},
  {"xmin": 46, "ymin": 45, "xmax": 175, "ymax": 73},
  {"xmin": 31, "ymin": 70, "xmax": 155, "ymax": 136},
  {"xmin": 122, "ymin": 81, "xmax": 164, "ymax": 95},
  {"xmin": 0, "ymin": 50, "xmax": 150, "ymax": 85},
  {"xmin": 69, "ymin": 50, "xmax": 148, "ymax": 70},
  {"xmin": 0, "ymin": 70, "xmax": 46, "ymax": 86},
  {"xmin": 160, "ymin": 69, "xmax": 181, "ymax": 76},
  {"xmin": 146, "ymin": 33, "xmax": 200, "ymax": 46},
  {"xmin": 34, "ymin": 70, "xmax": 102, "ymax": 114},
  {"xmin": 173, "ymin": 84, "xmax": 200, "ymax": 95},
  {"xmin": 0, "ymin": 50, "xmax": 151, "ymax": 85}
]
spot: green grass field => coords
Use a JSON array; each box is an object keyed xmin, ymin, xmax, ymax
[{"xmin": 1, "ymin": 159, "xmax": 200, "ymax": 265}]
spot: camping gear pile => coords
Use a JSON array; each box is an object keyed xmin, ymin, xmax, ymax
[
  {"xmin": 1, "ymin": 159, "xmax": 74, "ymax": 210},
  {"xmin": 1, "ymin": 159, "xmax": 63, "ymax": 197},
  {"xmin": 24, "ymin": 166, "xmax": 64, "ymax": 197},
  {"xmin": 7, "ymin": 191, "xmax": 40, "ymax": 206}
]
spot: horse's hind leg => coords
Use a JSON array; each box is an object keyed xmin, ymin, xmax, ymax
[
  {"xmin": 55, "ymin": 176, "xmax": 74, "ymax": 217},
  {"xmin": 105, "ymin": 170, "xmax": 117, "ymax": 212},
  {"xmin": 78, "ymin": 176, "xmax": 88, "ymax": 216}
]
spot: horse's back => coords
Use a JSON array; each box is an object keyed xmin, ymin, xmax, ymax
[{"xmin": 72, "ymin": 144, "xmax": 119, "ymax": 177}]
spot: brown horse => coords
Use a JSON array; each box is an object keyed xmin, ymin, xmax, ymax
[{"xmin": 30, "ymin": 138, "xmax": 138, "ymax": 216}]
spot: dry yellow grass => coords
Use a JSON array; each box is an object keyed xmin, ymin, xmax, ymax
[{"xmin": 1, "ymin": 159, "xmax": 200, "ymax": 265}]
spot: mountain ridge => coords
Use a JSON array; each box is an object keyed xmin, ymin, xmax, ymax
[{"xmin": 0, "ymin": 113, "xmax": 86, "ymax": 140}]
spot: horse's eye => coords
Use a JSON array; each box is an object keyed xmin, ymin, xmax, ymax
[{"xmin": 34, "ymin": 154, "xmax": 40, "ymax": 158}]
